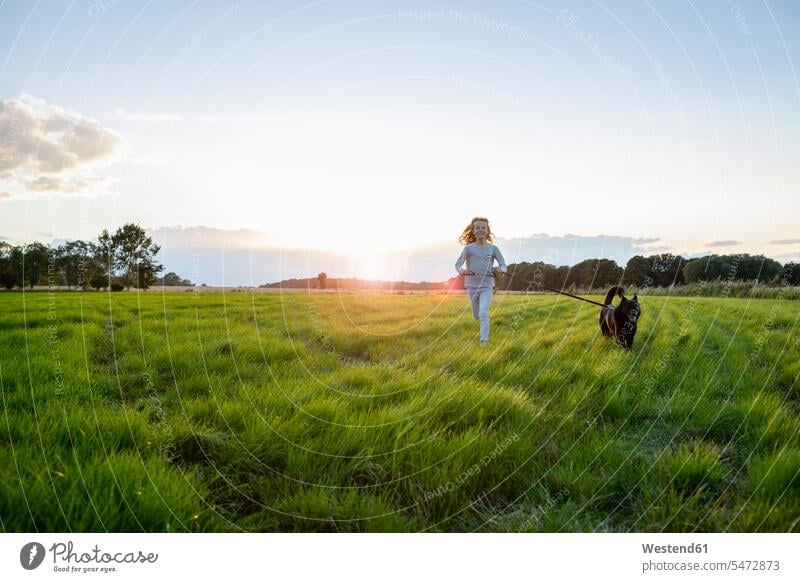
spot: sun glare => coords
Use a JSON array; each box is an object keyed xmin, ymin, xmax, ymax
[
  {"xmin": 276, "ymin": 231, "xmax": 416, "ymax": 257},
  {"xmin": 273, "ymin": 231, "xmax": 408, "ymax": 280}
]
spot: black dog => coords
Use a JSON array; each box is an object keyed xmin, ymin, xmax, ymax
[{"xmin": 599, "ymin": 286, "xmax": 641, "ymax": 349}]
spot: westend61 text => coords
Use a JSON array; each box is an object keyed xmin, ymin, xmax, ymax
[
  {"xmin": 642, "ymin": 543, "xmax": 708, "ymax": 554},
  {"xmin": 49, "ymin": 542, "xmax": 159, "ymax": 564}
]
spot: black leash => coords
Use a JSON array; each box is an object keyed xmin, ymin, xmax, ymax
[
  {"xmin": 527, "ymin": 282, "xmax": 609, "ymax": 307},
  {"xmin": 463, "ymin": 270, "xmax": 610, "ymax": 308}
]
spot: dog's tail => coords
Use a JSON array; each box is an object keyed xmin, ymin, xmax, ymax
[{"xmin": 603, "ymin": 285, "xmax": 625, "ymax": 305}]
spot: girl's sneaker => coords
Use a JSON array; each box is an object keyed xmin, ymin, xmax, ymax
[{"xmin": 480, "ymin": 340, "xmax": 488, "ymax": 347}]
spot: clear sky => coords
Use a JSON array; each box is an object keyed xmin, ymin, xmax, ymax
[{"xmin": 1, "ymin": 0, "xmax": 799, "ymax": 281}]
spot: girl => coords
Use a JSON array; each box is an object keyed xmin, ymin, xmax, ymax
[{"xmin": 454, "ymin": 217, "xmax": 507, "ymax": 346}]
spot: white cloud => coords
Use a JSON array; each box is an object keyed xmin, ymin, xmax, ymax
[
  {"xmin": 26, "ymin": 174, "xmax": 112, "ymax": 193},
  {"xmin": 0, "ymin": 94, "xmax": 123, "ymax": 197}
]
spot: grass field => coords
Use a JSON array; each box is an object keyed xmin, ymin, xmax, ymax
[{"xmin": 1, "ymin": 289, "xmax": 798, "ymax": 532}]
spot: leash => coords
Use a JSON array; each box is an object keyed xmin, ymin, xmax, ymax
[
  {"xmin": 526, "ymin": 282, "xmax": 609, "ymax": 307},
  {"xmin": 462, "ymin": 270, "xmax": 610, "ymax": 308}
]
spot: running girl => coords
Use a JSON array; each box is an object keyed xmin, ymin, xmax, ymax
[{"xmin": 454, "ymin": 217, "xmax": 507, "ymax": 345}]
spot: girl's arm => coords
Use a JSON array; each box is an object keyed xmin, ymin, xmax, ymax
[
  {"xmin": 455, "ymin": 246, "xmax": 468, "ymax": 275},
  {"xmin": 494, "ymin": 245, "xmax": 507, "ymax": 273}
]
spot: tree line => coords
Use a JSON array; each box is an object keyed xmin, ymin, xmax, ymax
[
  {"xmin": 2, "ymin": 233, "xmax": 797, "ymax": 292},
  {"xmin": 497, "ymin": 253, "xmax": 799, "ymax": 291},
  {"xmin": 0, "ymin": 223, "xmax": 166, "ymax": 291}
]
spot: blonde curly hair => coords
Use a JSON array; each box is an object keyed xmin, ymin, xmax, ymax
[{"xmin": 458, "ymin": 216, "xmax": 494, "ymax": 245}]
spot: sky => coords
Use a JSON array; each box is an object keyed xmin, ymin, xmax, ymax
[{"xmin": 1, "ymin": 0, "xmax": 799, "ymax": 284}]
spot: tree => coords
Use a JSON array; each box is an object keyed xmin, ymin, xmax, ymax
[
  {"xmin": 318, "ymin": 272, "xmax": 327, "ymax": 290},
  {"xmin": 566, "ymin": 259, "xmax": 623, "ymax": 289},
  {"xmin": 650, "ymin": 253, "xmax": 686, "ymax": 286},
  {"xmin": 735, "ymin": 254, "xmax": 782, "ymax": 283},
  {"xmin": 0, "ymin": 242, "xmax": 20, "ymax": 289},
  {"xmin": 500, "ymin": 261, "xmax": 557, "ymax": 291},
  {"xmin": 94, "ymin": 229, "xmax": 116, "ymax": 288},
  {"xmin": 684, "ymin": 254, "xmax": 783, "ymax": 284},
  {"xmin": 683, "ymin": 255, "xmax": 729, "ymax": 283},
  {"xmin": 9, "ymin": 245, "xmax": 24, "ymax": 288},
  {"xmin": 161, "ymin": 272, "xmax": 182, "ymax": 286},
  {"xmin": 593, "ymin": 259, "xmax": 624, "ymax": 288},
  {"xmin": 55, "ymin": 240, "xmax": 95, "ymax": 289},
  {"xmin": 783, "ymin": 262, "xmax": 800, "ymax": 286},
  {"xmin": 622, "ymin": 255, "xmax": 652, "ymax": 287},
  {"xmin": 157, "ymin": 272, "xmax": 192, "ymax": 286},
  {"xmin": 89, "ymin": 272, "xmax": 108, "ymax": 291},
  {"xmin": 23, "ymin": 242, "xmax": 51, "ymax": 289},
  {"xmin": 111, "ymin": 223, "xmax": 163, "ymax": 290}
]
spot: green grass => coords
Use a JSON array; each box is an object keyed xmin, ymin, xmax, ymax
[{"xmin": 0, "ymin": 290, "xmax": 798, "ymax": 532}]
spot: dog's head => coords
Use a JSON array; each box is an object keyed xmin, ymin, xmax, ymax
[{"xmin": 616, "ymin": 294, "xmax": 641, "ymax": 349}]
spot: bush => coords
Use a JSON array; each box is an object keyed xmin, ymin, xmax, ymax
[
  {"xmin": 0, "ymin": 272, "xmax": 15, "ymax": 290},
  {"xmin": 683, "ymin": 254, "xmax": 783, "ymax": 284},
  {"xmin": 110, "ymin": 282, "xmax": 125, "ymax": 292},
  {"xmin": 89, "ymin": 273, "xmax": 107, "ymax": 291}
]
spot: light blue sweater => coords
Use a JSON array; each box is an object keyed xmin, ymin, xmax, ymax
[{"xmin": 455, "ymin": 242, "xmax": 507, "ymax": 288}]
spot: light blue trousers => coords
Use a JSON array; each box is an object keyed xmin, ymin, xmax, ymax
[{"xmin": 466, "ymin": 286, "xmax": 494, "ymax": 341}]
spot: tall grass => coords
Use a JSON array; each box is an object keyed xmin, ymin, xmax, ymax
[
  {"xmin": 631, "ymin": 281, "xmax": 800, "ymax": 300},
  {"xmin": 525, "ymin": 282, "xmax": 800, "ymax": 300},
  {"xmin": 0, "ymin": 290, "xmax": 798, "ymax": 532}
]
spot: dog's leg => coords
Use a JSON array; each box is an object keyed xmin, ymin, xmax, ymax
[{"xmin": 599, "ymin": 308, "xmax": 613, "ymax": 338}]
